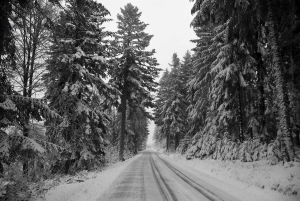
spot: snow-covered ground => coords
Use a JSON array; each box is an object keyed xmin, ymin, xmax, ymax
[
  {"xmin": 40, "ymin": 155, "xmax": 141, "ymax": 201},
  {"xmin": 40, "ymin": 150, "xmax": 300, "ymax": 201},
  {"xmin": 164, "ymin": 152, "xmax": 300, "ymax": 201}
]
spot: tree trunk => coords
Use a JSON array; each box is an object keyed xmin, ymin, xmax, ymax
[
  {"xmin": 134, "ymin": 135, "xmax": 138, "ymax": 154},
  {"xmin": 175, "ymin": 132, "xmax": 179, "ymax": 150},
  {"xmin": 119, "ymin": 85, "xmax": 127, "ymax": 161},
  {"xmin": 0, "ymin": 0, "xmax": 11, "ymax": 63},
  {"xmin": 295, "ymin": 130, "xmax": 300, "ymax": 146},
  {"xmin": 267, "ymin": 1, "xmax": 295, "ymax": 161},
  {"xmin": 111, "ymin": 111, "xmax": 118, "ymax": 145},
  {"xmin": 249, "ymin": 127, "xmax": 253, "ymax": 139},
  {"xmin": 28, "ymin": 36, "xmax": 37, "ymax": 97},
  {"xmin": 238, "ymin": 79, "xmax": 244, "ymax": 142},
  {"xmin": 22, "ymin": 11, "xmax": 39, "ymax": 176},
  {"xmin": 257, "ymin": 52, "xmax": 267, "ymax": 142},
  {"xmin": 0, "ymin": 162, "xmax": 3, "ymax": 177},
  {"xmin": 166, "ymin": 123, "xmax": 170, "ymax": 152}
]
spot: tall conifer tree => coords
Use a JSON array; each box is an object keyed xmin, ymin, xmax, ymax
[
  {"xmin": 44, "ymin": 0, "xmax": 118, "ymax": 170},
  {"xmin": 112, "ymin": 3, "xmax": 159, "ymax": 161},
  {"xmin": 155, "ymin": 53, "xmax": 190, "ymax": 151}
]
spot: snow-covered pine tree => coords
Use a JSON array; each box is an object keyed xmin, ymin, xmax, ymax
[
  {"xmin": 154, "ymin": 69, "xmax": 171, "ymax": 148},
  {"xmin": 154, "ymin": 69, "xmax": 171, "ymax": 122},
  {"xmin": 190, "ymin": 1, "xmax": 262, "ymax": 143},
  {"xmin": 207, "ymin": 22, "xmax": 257, "ymax": 141},
  {"xmin": 154, "ymin": 53, "xmax": 188, "ymax": 151},
  {"xmin": 264, "ymin": 0, "xmax": 298, "ymax": 161},
  {"xmin": 273, "ymin": 2, "xmax": 300, "ymax": 148},
  {"xmin": 153, "ymin": 125, "xmax": 163, "ymax": 147},
  {"xmin": 0, "ymin": 67, "xmax": 14, "ymax": 175},
  {"xmin": 187, "ymin": 23, "xmax": 219, "ymax": 139},
  {"xmin": 111, "ymin": 3, "xmax": 159, "ymax": 161},
  {"xmin": 106, "ymin": 106, "xmax": 149, "ymax": 157},
  {"xmin": 167, "ymin": 53, "xmax": 188, "ymax": 149},
  {"xmin": 128, "ymin": 107, "xmax": 149, "ymax": 154},
  {"xmin": 175, "ymin": 51, "xmax": 193, "ymax": 144},
  {"xmin": 181, "ymin": 51, "xmax": 194, "ymax": 89},
  {"xmin": 44, "ymin": 0, "xmax": 119, "ymax": 171},
  {"xmin": 189, "ymin": 0, "xmax": 299, "ymax": 161}
]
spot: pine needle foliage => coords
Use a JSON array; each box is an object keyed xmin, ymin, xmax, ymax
[{"xmin": 44, "ymin": 0, "xmax": 118, "ymax": 170}]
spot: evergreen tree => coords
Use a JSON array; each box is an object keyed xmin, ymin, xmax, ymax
[
  {"xmin": 167, "ymin": 53, "xmax": 187, "ymax": 149},
  {"xmin": 181, "ymin": 51, "xmax": 193, "ymax": 88},
  {"xmin": 264, "ymin": 0, "xmax": 299, "ymax": 161},
  {"xmin": 44, "ymin": 0, "xmax": 118, "ymax": 171},
  {"xmin": 154, "ymin": 69, "xmax": 170, "ymax": 148},
  {"xmin": 187, "ymin": 25, "xmax": 218, "ymax": 137},
  {"xmin": 112, "ymin": 3, "xmax": 159, "ymax": 161},
  {"xmin": 188, "ymin": 0, "xmax": 299, "ymax": 161},
  {"xmin": 155, "ymin": 53, "xmax": 190, "ymax": 151},
  {"xmin": 106, "ymin": 106, "xmax": 149, "ymax": 156},
  {"xmin": 179, "ymin": 51, "xmax": 193, "ymax": 136},
  {"xmin": 128, "ymin": 107, "xmax": 149, "ymax": 154},
  {"xmin": 154, "ymin": 69, "xmax": 171, "ymax": 124}
]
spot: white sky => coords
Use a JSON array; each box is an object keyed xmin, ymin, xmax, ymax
[{"xmin": 97, "ymin": 0, "xmax": 196, "ymax": 145}]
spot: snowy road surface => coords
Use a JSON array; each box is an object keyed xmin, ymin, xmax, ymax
[{"xmin": 97, "ymin": 150, "xmax": 240, "ymax": 201}]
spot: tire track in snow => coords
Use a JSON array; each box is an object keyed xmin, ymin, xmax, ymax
[
  {"xmin": 149, "ymin": 153, "xmax": 178, "ymax": 201},
  {"xmin": 148, "ymin": 153, "xmax": 168, "ymax": 201},
  {"xmin": 156, "ymin": 154, "xmax": 225, "ymax": 201}
]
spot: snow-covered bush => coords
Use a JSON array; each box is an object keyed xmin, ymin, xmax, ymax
[
  {"xmin": 0, "ymin": 163, "xmax": 31, "ymax": 201},
  {"xmin": 183, "ymin": 133, "xmax": 295, "ymax": 165}
]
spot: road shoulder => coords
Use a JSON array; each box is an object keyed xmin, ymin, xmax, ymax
[{"xmin": 41, "ymin": 154, "xmax": 141, "ymax": 201}]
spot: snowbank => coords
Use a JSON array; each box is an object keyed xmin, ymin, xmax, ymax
[
  {"xmin": 164, "ymin": 153, "xmax": 300, "ymax": 201},
  {"xmin": 39, "ymin": 155, "xmax": 140, "ymax": 201}
]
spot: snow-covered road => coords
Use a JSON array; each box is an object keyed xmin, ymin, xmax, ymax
[
  {"xmin": 43, "ymin": 150, "xmax": 299, "ymax": 201},
  {"xmin": 97, "ymin": 150, "xmax": 239, "ymax": 201}
]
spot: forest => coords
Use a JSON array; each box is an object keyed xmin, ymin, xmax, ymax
[
  {"xmin": 0, "ymin": 0, "xmax": 159, "ymax": 199},
  {"xmin": 0, "ymin": 0, "xmax": 300, "ymax": 200},
  {"xmin": 154, "ymin": 0, "xmax": 300, "ymax": 164}
]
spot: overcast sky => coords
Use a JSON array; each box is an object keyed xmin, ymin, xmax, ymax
[{"xmin": 97, "ymin": 0, "xmax": 196, "ymax": 145}]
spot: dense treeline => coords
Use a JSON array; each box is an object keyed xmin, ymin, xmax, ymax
[
  {"xmin": 0, "ymin": 0, "xmax": 157, "ymax": 200},
  {"xmin": 154, "ymin": 0, "xmax": 300, "ymax": 163},
  {"xmin": 154, "ymin": 52, "xmax": 192, "ymax": 151}
]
